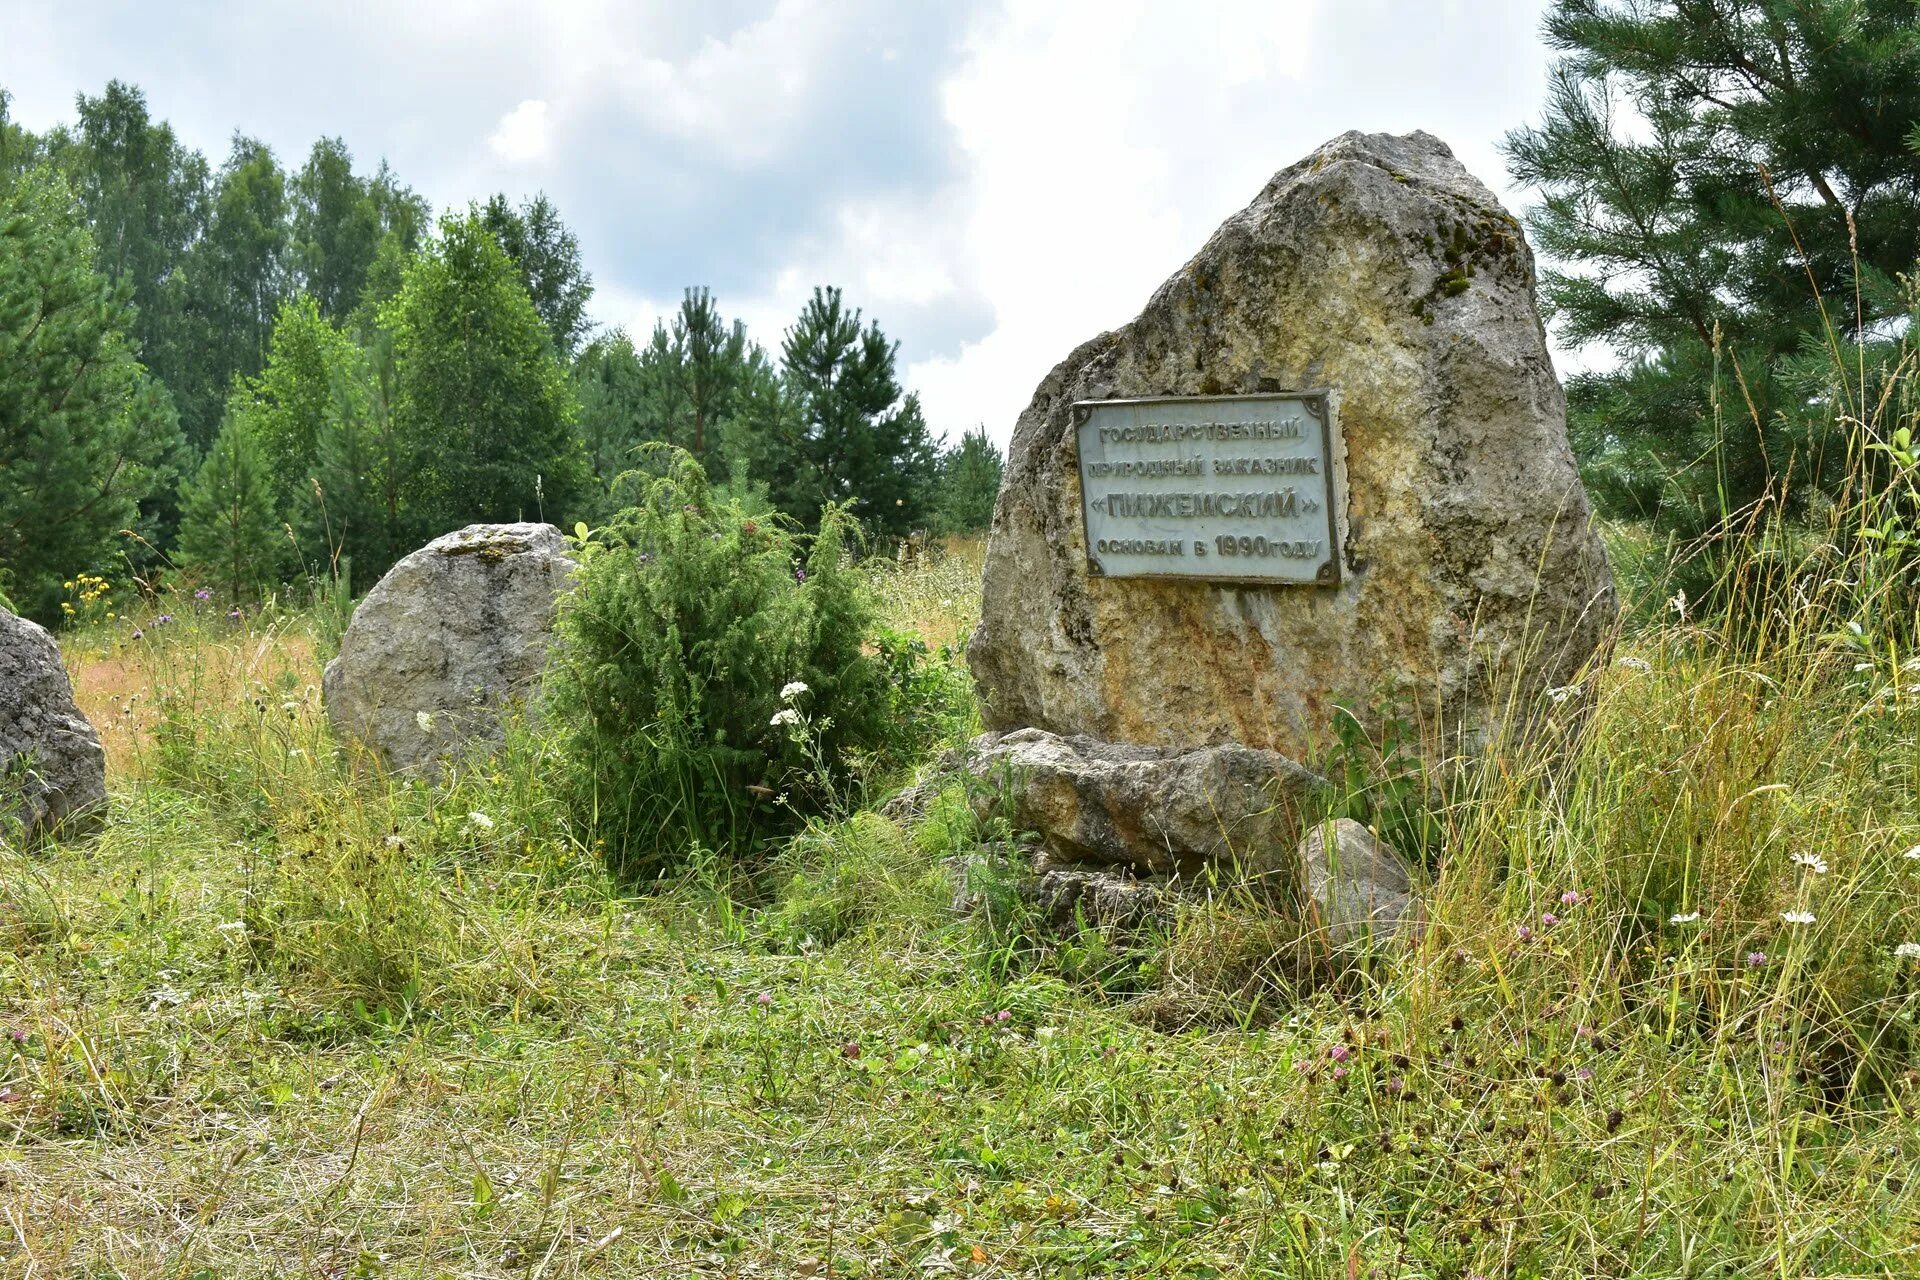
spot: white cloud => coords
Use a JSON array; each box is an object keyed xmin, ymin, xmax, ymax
[
  {"xmin": 903, "ymin": 0, "xmax": 1559, "ymax": 446},
  {"xmin": 904, "ymin": 0, "xmax": 1322, "ymax": 445},
  {"xmin": 488, "ymin": 98, "xmax": 551, "ymax": 164}
]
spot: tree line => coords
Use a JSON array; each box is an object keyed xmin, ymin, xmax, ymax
[{"xmin": 0, "ymin": 81, "xmax": 1001, "ymax": 623}]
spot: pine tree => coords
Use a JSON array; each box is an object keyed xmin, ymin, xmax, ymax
[
  {"xmin": 381, "ymin": 211, "xmax": 589, "ymax": 538},
  {"xmin": 1504, "ymin": 1, "xmax": 1920, "ymax": 547},
  {"xmin": 0, "ymin": 165, "xmax": 184, "ymax": 622},
  {"xmin": 774, "ymin": 287, "xmax": 938, "ymax": 536},
  {"xmin": 932, "ymin": 425, "xmax": 1003, "ymax": 536},
  {"xmin": 178, "ymin": 411, "xmax": 283, "ymax": 604},
  {"xmin": 641, "ymin": 288, "xmax": 754, "ymax": 469}
]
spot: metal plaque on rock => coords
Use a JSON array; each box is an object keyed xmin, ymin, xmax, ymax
[{"xmin": 1075, "ymin": 393, "xmax": 1342, "ymax": 584}]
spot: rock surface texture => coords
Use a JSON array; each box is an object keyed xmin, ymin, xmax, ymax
[
  {"xmin": 965, "ymin": 728, "xmax": 1326, "ymax": 877},
  {"xmin": 969, "ymin": 130, "xmax": 1616, "ymax": 760},
  {"xmin": 323, "ymin": 523, "xmax": 576, "ymax": 772},
  {"xmin": 1299, "ymin": 818, "xmax": 1418, "ymax": 946},
  {"xmin": 0, "ymin": 607, "xmax": 107, "ymax": 842}
]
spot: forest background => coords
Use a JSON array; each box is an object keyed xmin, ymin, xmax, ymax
[{"xmin": 0, "ymin": 80, "xmax": 1003, "ymax": 624}]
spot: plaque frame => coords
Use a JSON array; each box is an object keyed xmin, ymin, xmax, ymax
[{"xmin": 1072, "ymin": 391, "xmax": 1343, "ymax": 587}]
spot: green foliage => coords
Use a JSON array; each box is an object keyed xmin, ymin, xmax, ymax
[
  {"xmin": 194, "ymin": 137, "xmax": 290, "ymax": 400},
  {"xmin": 177, "ymin": 410, "xmax": 284, "ymax": 603},
  {"xmin": 545, "ymin": 455, "xmax": 918, "ymax": 873},
  {"xmin": 380, "ymin": 210, "xmax": 589, "ymax": 539},
  {"xmin": 573, "ymin": 291, "xmax": 787, "ymax": 518},
  {"xmin": 51, "ymin": 81, "xmax": 214, "ymax": 452},
  {"xmin": 0, "ymin": 165, "xmax": 185, "ymax": 623},
  {"xmin": 231, "ymin": 295, "xmax": 349, "ymax": 520},
  {"xmin": 932, "ymin": 424, "xmax": 1003, "ymax": 535},
  {"xmin": 773, "ymin": 286, "xmax": 940, "ymax": 537},
  {"xmin": 1505, "ymin": 1, "xmax": 1920, "ymax": 560},
  {"xmin": 1318, "ymin": 700, "xmax": 1442, "ymax": 869},
  {"xmin": 478, "ymin": 192, "xmax": 592, "ymax": 357},
  {"xmin": 288, "ymin": 138, "xmax": 426, "ymax": 325},
  {"xmin": 641, "ymin": 287, "xmax": 764, "ymax": 473}
]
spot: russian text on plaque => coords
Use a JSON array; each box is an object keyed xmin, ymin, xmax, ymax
[{"xmin": 1074, "ymin": 393, "xmax": 1342, "ymax": 585}]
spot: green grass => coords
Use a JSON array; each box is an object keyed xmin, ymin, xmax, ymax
[{"xmin": 5, "ymin": 542, "xmax": 1920, "ymax": 1278}]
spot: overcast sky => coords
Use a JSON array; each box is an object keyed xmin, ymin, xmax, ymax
[{"xmin": 2, "ymin": 0, "xmax": 1566, "ymax": 446}]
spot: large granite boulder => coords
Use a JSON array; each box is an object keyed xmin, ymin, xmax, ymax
[
  {"xmin": 969, "ymin": 130, "xmax": 1616, "ymax": 763},
  {"xmin": 1, "ymin": 607, "xmax": 107, "ymax": 842},
  {"xmin": 323, "ymin": 523, "xmax": 575, "ymax": 772},
  {"xmin": 966, "ymin": 728, "xmax": 1326, "ymax": 878}
]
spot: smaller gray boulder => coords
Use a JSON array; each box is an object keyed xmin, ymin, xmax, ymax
[
  {"xmin": 1, "ymin": 607, "xmax": 107, "ymax": 843},
  {"xmin": 1299, "ymin": 818, "xmax": 1418, "ymax": 947},
  {"xmin": 966, "ymin": 728, "xmax": 1326, "ymax": 877},
  {"xmin": 323, "ymin": 523, "xmax": 576, "ymax": 773}
]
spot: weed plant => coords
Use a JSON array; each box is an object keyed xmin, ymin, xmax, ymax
[{"xmin": 543, "ymin": 454, "xmax": 966, "ymax": 877}]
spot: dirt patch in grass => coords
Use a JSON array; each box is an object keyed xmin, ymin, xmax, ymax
[{"xmin": 66, "ymin": 626, "xmax": 321, "ymax": 778}]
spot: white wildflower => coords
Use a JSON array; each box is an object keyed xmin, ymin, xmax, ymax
[
  {"xmin": 1614, "ymin": 656, "xmax": 1652, "ymax": 672},
  {"xmin": 1668, "ymin": 588, "xmax": 1688, "ymax": 620},
  {"xmin": 466, "ymin": 811, "xmax": 495, "ymax": 832},
  {"xmin": 1895, "ymin": 942, "xmax": 1920, "ymax": 960},
  {"xmin": 770, "ymin": 707, "xmax": 801, "ymax": 727},
  {"xmin": 1546, "ymin": 684, "xmax": 1582, "ymax": 705},
  {"xmin": 1780, "ymin": 910, "xmax": 1816, "ymax": 925},
  {"xmin": 1791, "ymin": 852, "xmax": 1829, "ymax": 875},
  {"xmin": 1903, "ymin": 845, "xmax": 1920, "ymax": 860},
  {"xmin": 215, "ymin": 920, "xmax": 249, "ymax": 939},
  {"xmin": 1669, "ymin": 911, "xmax": 1701, "ymax": 924},
  {"xmin": 384, "ymin": 833, "xmax": 405, "ymax": 848},
  {"xmin": 415, "ymin": 710, "xmax": 435, "ymax": 734},
  {"xmin": 779, "ymin": 680, "xmax": 810, "ymax": 703}
]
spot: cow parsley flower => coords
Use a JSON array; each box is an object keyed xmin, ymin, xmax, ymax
[
  {"xmin": 780, "ymin": 681, "xmax": 810, "ymax": 703},
  {"xmin": 1894, "ymin": 942, "xmax": 1920, "ymax": 960},
  {"xmin": 770, "ymin": 707, "xmax": 801, "ymax": 727},
  {"xmin": 466, "ymin": 811, "xmax": 495, "ymax": 832}
]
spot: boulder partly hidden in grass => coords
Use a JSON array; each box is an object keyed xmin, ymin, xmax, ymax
[
  {"xmin": 1299, "ymin": 817, "xmax": 1419, "ymax": 947},
  {"xmin": 0, "ymin": 605, "xmax": 107, "ymax": 843},
  {"xmin": 964, "ymin": 730, "xmax": 1421, "ymax": 945},
  {"xmin": 323, "ymin": 523, "xmax": 576, "ymax": 774}
]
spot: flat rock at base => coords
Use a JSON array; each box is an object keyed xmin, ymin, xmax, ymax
[
  {"xmin": 323, "ymin": 523, "xmax": 575, "ymax": 773},
  {"xmin": 968, "ymin": 130, "xmax": 1616, "ymax": 763},
  {"xmin": 1300, "ymin": 818, "xmax": 1417, "ymax": 946},
  {"xmin": 1031, "ymin": 855, "xmax": 1172, "ymax": 930},
  {"xmin": 1, "ymin": 607, "xmax": 107, "ymax": 843},
  {"xmin": 965, "ymin": 727, "xmax": 1325, "ymax": 878}
]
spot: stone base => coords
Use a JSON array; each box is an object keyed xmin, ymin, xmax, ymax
[{"xmin": 964, "ymin": 727, "xmax": 1326, "ymax": 879}]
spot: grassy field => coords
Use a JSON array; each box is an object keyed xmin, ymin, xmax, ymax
[{"xmin": 5, "ymin": 537, "xmax": 1920, "ymax": 1278}]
